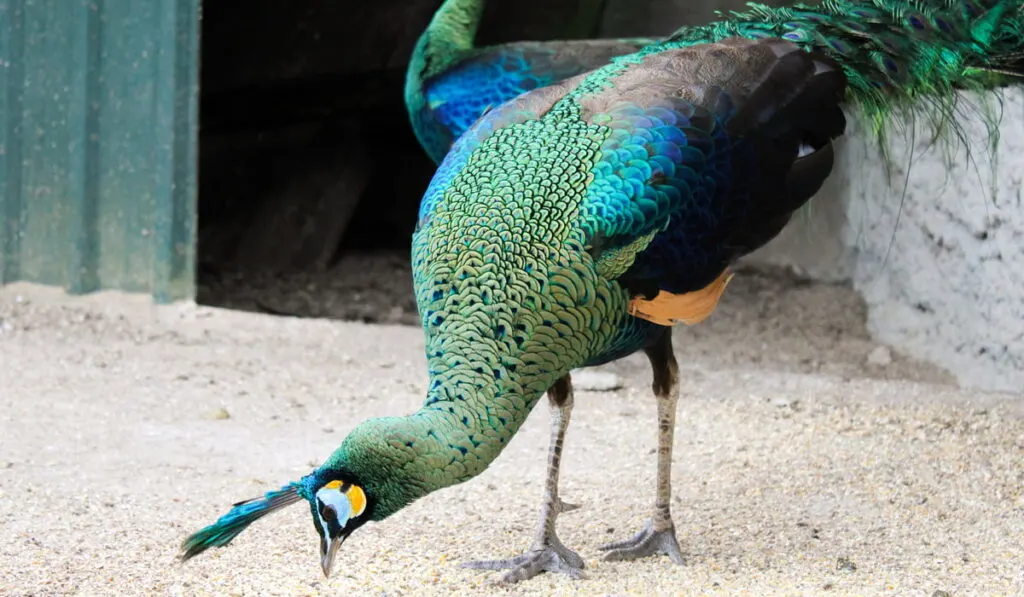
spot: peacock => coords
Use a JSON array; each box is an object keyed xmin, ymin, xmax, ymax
[
  {"xmin": 181, "ymin": 0, "xmax": 1024, "ymax": 584},
  {"xmin": 405, "ymin": 0, "xmax": 659, "ymax": 164}
]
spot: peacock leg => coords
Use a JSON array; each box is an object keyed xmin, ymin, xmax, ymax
[
  {"xmin": 599, "ymin": 331, "xmax": 685, "ymax": 564},
  {"xmin": 461, "ymin": 374, "xmax": 585, "ymax": 582}
]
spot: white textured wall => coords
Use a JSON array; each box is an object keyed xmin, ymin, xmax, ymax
[{"xmin": 746, "ymin": 88, "xmax": 1024, "ymax": 394}]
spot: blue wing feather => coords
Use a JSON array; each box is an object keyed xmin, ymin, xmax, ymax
[
  {"xmin": 570, "ymin": 100, "xmax": 748, "ymax": 366},
  {"xmin": 571, "ymin": 42, "xmax": 845, "ymax": 363},
  {"xmin": 579, "ymin": 97, "xmax": 748, "ymax": 295},
  {"xmin": 424, "ymin": 50, "xmax": 560, "ymax": 142},
  {"xmin": 416, "ymin": 39, "xmax": 658, "ymax": 163}
]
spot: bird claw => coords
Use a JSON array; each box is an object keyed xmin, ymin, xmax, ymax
[
  {"xmin": 599, "ymin": 521, "xmax": 685, "ymax": 564},
  {"xmin": 557, "ymin": 498, "xmax": 580, "ymax": 514},
  {"xmin": 461, "ymin": 539, "xmax": 587, "ymax": 583}
]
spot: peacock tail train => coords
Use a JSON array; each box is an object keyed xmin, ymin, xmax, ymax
[{"xmin": 646, "ymin": 0, "xmax": 1023, "ymax": 150}]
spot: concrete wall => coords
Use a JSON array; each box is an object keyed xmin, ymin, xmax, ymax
[{"xmin": 746, "ymin": 88, "xmax": 1024, "ymax": 395}]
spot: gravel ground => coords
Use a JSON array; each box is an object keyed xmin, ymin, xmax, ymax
[{"xmin": 2, "ymin": 271, "xmax": 1023, "ymax": 597}]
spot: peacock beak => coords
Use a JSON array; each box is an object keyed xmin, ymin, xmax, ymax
[{"xmin": 320, "ymin": 534, "xmax": 343, "ymax": 577}]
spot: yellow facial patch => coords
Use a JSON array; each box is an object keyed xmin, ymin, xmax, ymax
[
  {"xmin": 345, "ymin": 485, "xmax": 367, "ymax": 517},
  {"xmin": 628, "ymin": 269, "xmax": 734, "ymax": 326},
  {"xmin": 324, "ymin": 480, "xmax": 343, "ymax": 491}
]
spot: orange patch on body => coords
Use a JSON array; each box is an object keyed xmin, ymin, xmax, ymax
[{"xmin": 628, "ymin": 269, "xmax": 734, "ymax": 326}]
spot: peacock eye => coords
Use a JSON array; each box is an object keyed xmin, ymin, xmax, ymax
[{"xmin": 318, "ymin": 501, "xmax": 337, "ymax": 523}]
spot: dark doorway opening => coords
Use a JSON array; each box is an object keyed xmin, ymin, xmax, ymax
[{"xmin": 194, "ymin": 0, "xmax": 442, "ymax": 324}]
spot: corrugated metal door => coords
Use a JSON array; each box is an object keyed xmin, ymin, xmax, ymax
[{"xmin": 1, "ymin": 0, "xmax": 199, "ymax": 302}]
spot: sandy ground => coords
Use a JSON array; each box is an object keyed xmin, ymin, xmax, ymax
[{"xmin": 2, "ymin": 269, "xmax": 1024, "ymax": 597}]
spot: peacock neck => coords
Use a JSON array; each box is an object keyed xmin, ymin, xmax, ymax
[
  {"xmin": 329, "ymin": 361, "xmax": 557, "ymax": 519},
  {"xmin": 410, "ymin": 354, "xmax": 560, "ymax": 481}
]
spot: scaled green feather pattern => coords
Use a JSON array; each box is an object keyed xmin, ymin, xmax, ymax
[{"xmin": 411, "ymin": 99, "xmax": 630, "ymax": 443}]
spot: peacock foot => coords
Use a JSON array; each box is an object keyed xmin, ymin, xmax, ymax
[
  {"xmin": 599, "ymin": 520, "xmax": 685, "ymax": 564},
  {"xmin": 461, "ymin": 536, "xmax": 586, "ymax": 583},
  {"xmin": 556, "ymin": 498, "xmax": 580, "ymax": 514}
]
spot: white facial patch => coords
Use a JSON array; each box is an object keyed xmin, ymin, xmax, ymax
[{"xmin": 315, "ymin": 487, "xmax": 353, "ymax": 531}]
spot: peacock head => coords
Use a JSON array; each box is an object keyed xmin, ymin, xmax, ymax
[
  {"xmin": 179, "ymin": 422, "xmax": 425, "ymax": 577},
  {"xmin": 178, "ymin": 466, "xmax": 376, "ymax": 577},
  {"xmin": 307, "ymin": 476, "xmax": 373, "ymax": 576}
]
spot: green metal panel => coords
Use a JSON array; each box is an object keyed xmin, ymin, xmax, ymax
[{"xmin": 0, "ymin": 0, "xmax": 198, "ymax": 303}]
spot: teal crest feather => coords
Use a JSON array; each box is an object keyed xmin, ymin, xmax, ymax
[{"xmin": 180, "ymin": 482, "xmax": 305, "ymax": 560}]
